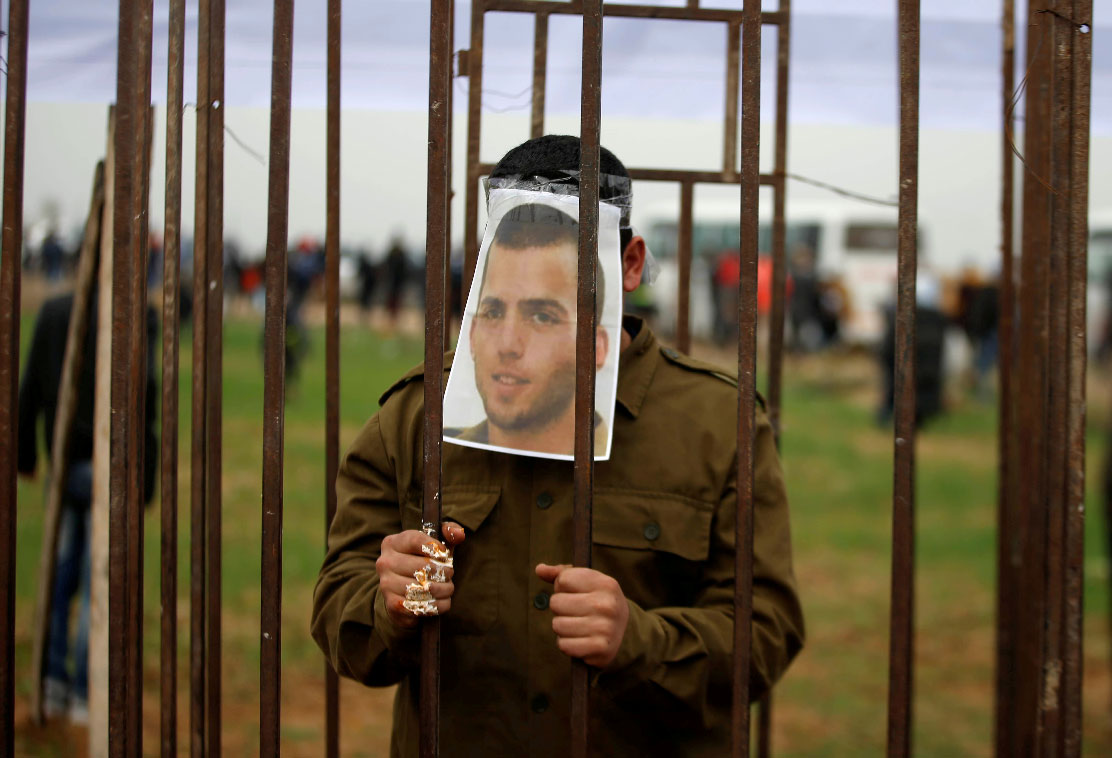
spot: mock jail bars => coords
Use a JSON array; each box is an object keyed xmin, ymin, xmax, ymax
[
  {"xmin": 0, "ymin": 0, "xmax": 28, "ymax": 754},
  {"xmin": 571, "ymin": 1, "xmax": 605, "ymax": 754},
  {"xmin": 994, "ymin": 1, "xmax": 1019, "ymax": 754},
  {"xmin": 886, "ymin": 2, "xmax": 920, "ymax": 757},
  {"xmin": 191, "ymin": 1, "xmax": 227, "ymax": 756},
  {"xmin": 999, "ymin": 2, "xmax": 1092, "ymax": 756},
  {"xmin": 160, "ymin": 2, "xmax": 186, "ymax": 756},
  {"xmin": 260, "ymin": 0, "xmax": 296, "ymax": 754},
  {"xmin": 324, "ymin": 1, "xmax": 343, "ymax": 755}
]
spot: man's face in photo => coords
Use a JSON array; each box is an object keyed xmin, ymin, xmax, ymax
[{"xmin": 469, "ymin": 237, "xmax": 604, "ymax": 437}]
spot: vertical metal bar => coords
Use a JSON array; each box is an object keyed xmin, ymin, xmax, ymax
[
  {"xmin": 463, "ymin": 0, "xmax": 486, "ymax": 296},
  {"xmin": 162, "ymin": 2, "xmax": 186, "ymax": 755},
  {"xmin": 757, "ymin": 6, "xmax": 791, "ymax": 753},
  {"xmin": 1014, "ymin": 2, "xmax": 1053, "ymax": 748},
  {"xmin": 324, "ymin": 1, "xmax": 343, "ymax": 756},
  {"xmin": 422, "ymin": 0, "xmax": 452, "ymax": 755},
  {"xmin": 1039, "ymin": 3, "xmax": 1074, "ymax": 751},
  {"xmin": 0, "ymin": 0, "xmax": 28, "ymax": 752},
  {"xmin": 191, "ymin": 1, "xmax": 212, "ymax": 752},
  {"xmin": 110, "ymin": 1, "xmax": 153, "ymax": 754},
  {"xmin": 732, "ymin": 2, "xmax": 760, "ymax": 755},
  {"xmin": 1063, "ymin": 8, "xmax": 1091, "ymax": 757},
  {"xmin": 993, "ymin": 2, "xmax": 1017, "ymax": 755},
  {"xmin": 573, "ymin": 1, "xmax": 603, "ymax": 755},
  {"xmin": 677, "ymin": 182, "xmax": 693, "ymax": 354},
  {"xmin": 887, "ymin": 2, "xmax": 919, "ymax": 757},
  {"xmin": 765, "ymin": 0, "xmax": 790, "ymax": 440},
  {"xmin": 531, "ymin": 13, "xmax": 549, "ymax": 140},
  {"xmin": 1063, "ymin": 8, "xmax": 1091, "ymax": 756},
  {"xmin": 205, "ymin": 4, "xmax": 226, "ymax": 755},
  {"xmin": 260, "ymin": 1, "xmax": 295, "ymax": 754},
  {"xmin": 723, "ymin": 21, "xmax": 740, "ymax": 179}
]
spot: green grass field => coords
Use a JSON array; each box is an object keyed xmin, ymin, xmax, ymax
[{"xmin": 11, "ymin": 309, "xmax": 1112, "ymax": 756}]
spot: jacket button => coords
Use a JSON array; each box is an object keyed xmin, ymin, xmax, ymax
[
  {"xmin": 531, "ymin": 694, "xmax": 549, "ymax": 714},
  {"xmin": 533, "ymin": 591, "xmax": 550, "ymax": 610},
  {"xmin": 536, "ymin": 492, "xmax": 554, "ymax": 510},
  {"xmin": 643, "ymin": 521, "xmax": 661, "ymax": 541}
]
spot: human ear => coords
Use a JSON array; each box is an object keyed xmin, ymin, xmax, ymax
[{"xmin": 620, "ymin": 236, "xmax": 647, "ymax": 293}]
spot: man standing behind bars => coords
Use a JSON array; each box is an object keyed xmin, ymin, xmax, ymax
[{"xmin": 312, "ymin": 135, "xmax": 804, "ymax": 757}]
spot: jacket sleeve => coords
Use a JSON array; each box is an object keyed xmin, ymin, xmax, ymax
[
  {"xmin": 311, "ymin": 411, "xmax": 420, "ymax": 685},
  {"xmin": 595, "ymin": 409, "xmax": 804, "ymax": 727}
]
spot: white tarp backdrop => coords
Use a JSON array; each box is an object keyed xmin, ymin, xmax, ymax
[{"xmin": 9, "ymin": 0, "xmax": 1110, "ymax": 133}]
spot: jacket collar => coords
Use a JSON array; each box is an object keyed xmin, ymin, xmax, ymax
[{"xmin": 616, "ymin": 315, "xmax": 658, "ymax": 419}]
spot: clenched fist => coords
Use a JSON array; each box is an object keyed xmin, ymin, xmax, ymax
[
  {"xmin": 535, "ymin": 563, "xmax": 630, "ymax": 668},
  {"xmin": 377, "ymin": 522, "xmax": 466, "ymax": 629}
]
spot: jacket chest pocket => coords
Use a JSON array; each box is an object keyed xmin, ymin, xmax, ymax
[
  {"xmin": 591, "ymin": 490, "xmax": 714, "ymax": 609},
  {"xmin": 402, "ymin": 485, "xmax": 501, "ymax": 636}
]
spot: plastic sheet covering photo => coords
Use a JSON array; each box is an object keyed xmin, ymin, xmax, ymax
[{"xmin": 443, "ymin": 188, "xmax": 623, "ymax": 460}]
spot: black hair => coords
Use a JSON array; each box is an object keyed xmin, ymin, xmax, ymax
[
  {"xmin": 490, "ymin": 135, "xmax": 634, "ymax": 252},
  {"xmin": 482, "ymin": 202, "xmax": 605, "ymax": 322}
]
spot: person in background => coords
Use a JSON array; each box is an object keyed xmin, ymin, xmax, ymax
[{"xmin": 18, "ymin": 288, "xmax": 158, "ymax": 723}]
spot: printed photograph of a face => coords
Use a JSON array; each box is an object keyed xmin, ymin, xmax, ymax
[{"xmin": 443, "ymin": 188, "xmax": 623, "ymax": 461}]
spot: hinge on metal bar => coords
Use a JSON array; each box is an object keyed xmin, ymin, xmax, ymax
[{"xmin": 456, "ymin": 49, "xmax": 470, "ymax": 78}]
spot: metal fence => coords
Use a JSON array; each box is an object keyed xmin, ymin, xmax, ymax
[{"xmin": 0, "ymin": 0, "xmax": 1094, "ymax": 756}]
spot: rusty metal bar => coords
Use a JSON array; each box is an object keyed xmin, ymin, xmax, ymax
[
  {"xmin": 190, "ymin": 0, "xmax": 212, "ymax": 751},
  {"xmin": 260, "ymin": 0, "xmax": 295, "ymax": 753},
  {"xmin": 676, "ymin": 181, "xmax": 693, "ymax": 354},
  {"xmin": 1013, "ymin": 0, "xmax": 1053, "ymax": 745},
  {"xmin": 765, "ymin": 0, "xmax": 790, "ymax": 440},
  {"xmin": 479, "ymin": 162, "xmax": 777, "ymax": 186},
  {"xmin": 723, "ymin": 20, "xmax": 740, "ymax": 179},
  {"xmin": 886, "ymin": 2, "xmax": 919, "ymax": 757},
  {"xmin": 463, "ymin": 0, "xmax": 486, "ymax": 296},
  {"xmin": 993, "ymin": 1, "xmax": 1016, "ymax": 752},
  {"xmin": 205, "ymin": 4, "xmax": 226, "ymax": 755},
  {"xmin": 487, "ymin": 0, "xmax": 786, "ymax": 26},
  {"xmin": 0, "ymin": 0, "xmax": 28, "ymax": 751},
  {"xmin": 422, "ymin": 0, "xmax": 452, "ymax": 755},
  {"xmin": 324, "ymin": 0, "xmax": 342, "ymax": 755},
  {"xmin": 161, "ymin": 1, "xmax": 186, "ymax": 756},
  {"xmin": 110, "ymin": 2, "xmax": 153, "ymax": 755},
  {"xmin": 731, "ymin": 2, "xmax": 760, "ymax": 756},
  {"xmin": 531, "ymin": 13, "xmax": 549, "ymax": 139},
  {"xmin": 191, "ymin": 2, "xmax": 213, "ymax": 753},
  {"xmin": 1062, "ymin": 7, "xmax": 1091, "ymax": 755},
  {"xmin": 572, "ymin": 0, "xmax": 603, "ymax": 753}
]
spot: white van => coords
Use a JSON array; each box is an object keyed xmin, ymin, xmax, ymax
[
  {"xmin": 1087, "ymin": 211, "xmax": 1112, "ymax": 354},
  {"xmin": 638, "ymin": 199, "xmax": 906, "ymax": 345}
]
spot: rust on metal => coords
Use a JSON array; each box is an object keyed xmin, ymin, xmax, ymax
[
  {"xmin": 463, "ymin": 0, "xmax": 487, "ymax": 296},
  {"xmin": 109, "ymin": 2, "xmax": 153, "ymax": 755},
  {"xmin": 993, "ymin": 2, "xmax": 1016, "ymax": 754},
  {"xmin": 0, "ymin": 2, "xmax": 27, "ymax": 750},
  {"xmin": 572, "ymin": 0, "xmax": 603, "ymax": 753},
  {"xmin": 531, "ymin": 13, "xmax": 549, "ymax": 140},
  {"xmin": 887, "ymin": 2, "xmax": 919, "ymax": 757},
  {"xmin": 676, "ymin": 182, "xmax": 694, "ymax": 354},
  {"xmin": 325, "ymin": 0, "xmax": 343, "ymax": 755},
  {"xmin": 260, "ymin": 0, "xmax": 295, "ymax": 754},
  {"xmin": 422, "ymin": 0, "xmax": 453, "ymax": 755},
  {"xmin": 1063, "ymin": 7, "xmax": 1092, "ymax": 756},
  {"xmin": 161, "ymin": 1, "xmax": 186, "ymax": 755},
  {"xmin": 765, "ymin": 0, "xmax": 791, "ymax": 441},
  {"xmin": 191, "ymin": 1, "xmax": 226, "ymax": 754},
  {"xmin": 490, "ymin": 0, "xmax": 785, "ymax": 25},
  {"xmin": 731, "ymin": 2, "xmax": 760, "ymax": 755},
  {"xmin": 723, "ymin": 20, "xmax": 740, "ymax": 180}
]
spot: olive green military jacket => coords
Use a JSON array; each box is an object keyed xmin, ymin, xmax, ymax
[{"xmin": 312, "ymin": 317, "xmax": 804, "ymax": 757}]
